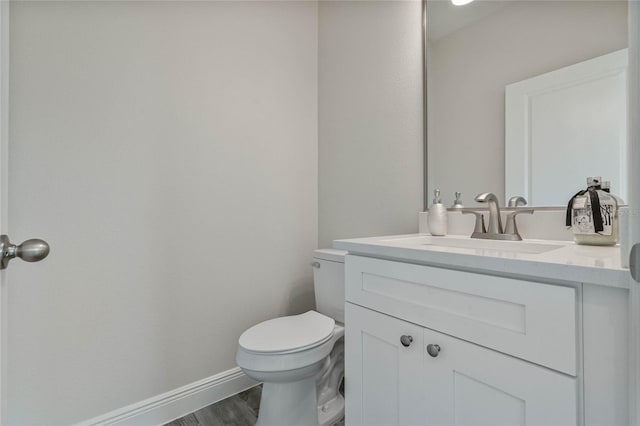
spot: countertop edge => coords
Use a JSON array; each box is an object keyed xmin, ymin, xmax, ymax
[{"xmin": 333, "ymin": 236, "xmax": 630, "ymax": 290}]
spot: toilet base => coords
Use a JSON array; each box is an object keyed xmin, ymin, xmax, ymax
[
  {"xmin": 317, "ymin": 393, "xmax": 344, "ymax": 426},
  {"xmin": 317, "ymin": 337, "xmax": 345, "ymax": 426},
  {"xmin": 257, "ymin": 375, "xmax": 320, "ymax": 426}
]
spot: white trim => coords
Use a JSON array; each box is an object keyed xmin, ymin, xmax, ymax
[
  {"xmin": 628, "ymin": 1, "xmax": 640, "ymax": 424},
  {"xmin": 77, "ymin": 367, "xmax": 258, "ymax": 426},
  {"xmin": 0, "ymin": 2, "xmax": 9, "ymax": 424}
]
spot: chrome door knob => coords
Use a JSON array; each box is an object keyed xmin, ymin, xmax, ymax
[
  {"xmin": 400, "ymin": 335, "xmax": 413, "ymax": 347},
  {"xmin": 631, "ymin": 243, "xmax": 639, "ymax": 283},
  {"xmin": 0, "ymin": 235, "xmax": 50, "ymax": 270},
  {"xmin": 427, "ymin": 344, "xmax": 441, "ymax": 357}
]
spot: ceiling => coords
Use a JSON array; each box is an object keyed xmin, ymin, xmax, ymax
[{"xmin": 426, "ymin": 0, "xmax": 511, "ymax": 41}]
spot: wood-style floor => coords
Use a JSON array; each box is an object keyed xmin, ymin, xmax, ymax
[{"xmin": 164, "ymin": 385, "xmax": 345, "ymax": 426}]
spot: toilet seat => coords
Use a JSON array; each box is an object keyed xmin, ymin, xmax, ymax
[
  {"xmin": 239, "ymin": 311, "xmax": 335, "ymax": 355},
  {"xmin": 236, "ymin": 314, "xmax": 343, "ymax": 375}
]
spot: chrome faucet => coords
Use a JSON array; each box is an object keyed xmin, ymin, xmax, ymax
[
  {"xmin": 475, "ymin": 192, "xmax": 503, "ymax": 234},
  {"xmin": 466, "ymin": 192, "xmax": 534, "ymax": 241}
]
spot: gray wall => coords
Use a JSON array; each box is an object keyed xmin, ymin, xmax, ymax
[
  {"xmin": 318, "ymin": 0, "xmax": 424, "ymax": 249},
  {"xmin": 8, "ymin": 1, "xmax": 426, "ymax": 422},
  {"xmin": 8, "ymin": 2, "xmax": 317, "ymax": 424},
  {"xmin": 428, "ymin": 0, "xmax": 628, "ymax": 206}
]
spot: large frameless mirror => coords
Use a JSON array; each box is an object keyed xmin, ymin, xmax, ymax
[{"xmin": 425, "ymin": 0, "xmax": 628, "ymax": 207}]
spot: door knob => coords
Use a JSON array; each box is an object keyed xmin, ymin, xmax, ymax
[
  {"xmin": 400, "ymin": 335, "xmax": 413, "ymax": 347},
  {"xmin": 427, "ymin": 344, "xmax": 441, "ymax": 357},
  {"xmin": 0, "ymin": 235, "xmax": 50, "ymax": 270},
  {"xmin": 631, "ymin": 243, "xmax": 639, "ymax": 283}
]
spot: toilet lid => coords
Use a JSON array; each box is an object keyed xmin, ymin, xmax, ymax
[{"xmin": 239, "ymin": 311, "xmax": 335, "ymax": 354}]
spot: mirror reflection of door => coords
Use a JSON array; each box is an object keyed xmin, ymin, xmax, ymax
[{"xmin": 505, "ymin": 49, "xmax": 628, "ymax": 206}]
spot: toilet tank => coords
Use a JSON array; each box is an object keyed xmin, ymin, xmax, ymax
[{"xmin": 313, "ymin": 249, "xmax": 346, "ymax": 324}]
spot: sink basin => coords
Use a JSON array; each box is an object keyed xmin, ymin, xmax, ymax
[{"xmin": 379, "ymin": 235, "xmax": 566, "ymax": 255}]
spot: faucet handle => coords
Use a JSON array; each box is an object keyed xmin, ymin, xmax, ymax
[
  {"xmin": 504, "ymin": 209, "xmax": 534, "ymax": 240},
  {"xmin": 461, "ymin": 210, "xmax": 486, "ymax": 234},
  {"xmin": 508, "ymin": 196, "xmax": 528, "ymax": 207}
]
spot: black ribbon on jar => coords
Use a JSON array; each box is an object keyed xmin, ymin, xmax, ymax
[{"xmin": 565, "ymin": 187, "xmax": 604, "ymax": 232}]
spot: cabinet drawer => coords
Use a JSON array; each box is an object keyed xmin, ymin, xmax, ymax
[{"xmin": 345, "ymin": 255, "xmax": 577, "ymax": 375}]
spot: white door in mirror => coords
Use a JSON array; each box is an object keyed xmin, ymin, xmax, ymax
[{"xmin": 505, "ymin": 49, "xmax": 628, "ymax": 206}]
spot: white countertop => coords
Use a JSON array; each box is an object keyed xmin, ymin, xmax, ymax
[{"xmin": 333, "ymin": 233, "xmax": 630, "ymax": 289}]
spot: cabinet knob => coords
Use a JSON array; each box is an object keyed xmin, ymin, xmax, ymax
[
  {"xmin": 400, "ymin": 335, "xmax": 413, "ymax": 347},
  {"xmin": 427, "ymin": 344, "xmax": 441, "ymax": 357}
]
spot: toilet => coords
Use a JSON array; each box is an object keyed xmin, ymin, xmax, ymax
[{"xmin": 236, "ymin": 249, "xmax": 346, "ymax": 426}]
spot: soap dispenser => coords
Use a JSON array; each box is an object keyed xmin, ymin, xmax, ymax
[
  {"xmin": 428, "ymin": 189, "xmax": 448, "ymax": 236},
  {"xmin": 451, "ymin": 192, "xmax": 464, "ymax": 209}
]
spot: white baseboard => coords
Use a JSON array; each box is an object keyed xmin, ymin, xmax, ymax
[{"xmin": 77, "ymin": 367, "xmax": 258, "ymax": 426}]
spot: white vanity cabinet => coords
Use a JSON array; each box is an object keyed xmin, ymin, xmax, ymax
[
  {"xmin": 346, "ymin": 303, "xmax": 577, "ymax": 426},
  {"xmin": 343, "ymin": 253, "xmax": 628, "ymax": 426}
]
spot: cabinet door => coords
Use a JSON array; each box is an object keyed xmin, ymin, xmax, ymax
[
  {"xmin": 345, "ymin": 303, "xmax": 424, "ymax": 426},
  {"xmin": 423, "ymin": 328, "xmax": 577, "ymax": 426}
]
